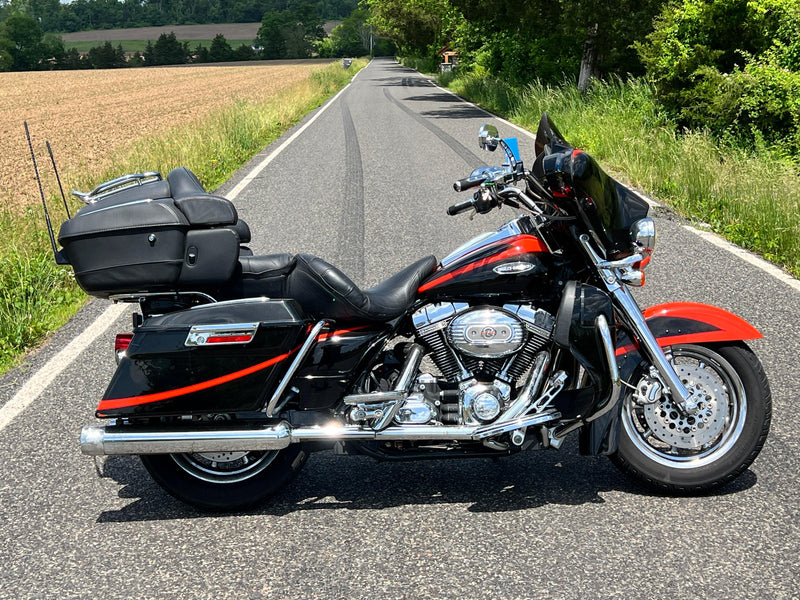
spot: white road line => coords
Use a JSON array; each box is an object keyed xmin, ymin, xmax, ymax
[
  {"xmin": 0, "ymin": 65, "xmax": 369, "ymax": 433},
  {"xmin": 0, "ymin": 302, "xmax": 127, "ymax": 432},
  {"xmin": 684, "ymin": 226, "xmax": 800, "ymax": 292}
]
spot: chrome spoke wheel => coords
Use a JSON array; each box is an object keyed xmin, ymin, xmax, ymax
[
  {"xmin": 622, "ymin": 345, "xmax": 746, "ymax": 469},
  {"xmin": 170, "ymin": 450, "xmax": 280, "ymax": 484}
]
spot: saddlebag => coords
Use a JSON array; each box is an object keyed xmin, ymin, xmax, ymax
[
  {"xmin": 98, "ymin": 299, "xmax": 311, "ymax": 418},
  {"xmin": 57, "ymin": 169, "xmax": 241, "ymax": 298}
]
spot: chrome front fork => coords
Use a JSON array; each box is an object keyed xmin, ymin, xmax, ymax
[
  {"xmin": 579, "ymin": 235, "xmax": 702, "ymax": 415},
  {"xmin": 610, "ymin": 286, "xmax": 701, "ymax": 414}
]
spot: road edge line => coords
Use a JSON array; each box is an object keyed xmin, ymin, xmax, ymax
[
  {"xmin": 0, "ymin": 302, "xmax": 128, "ymax": 432},
  {"xmin": 684, "ymin": 225, "xmax": 800, "ymax": 293}
]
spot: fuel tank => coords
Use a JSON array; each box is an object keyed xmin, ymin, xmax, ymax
[{"xmin": 418, "ymin": 218, "xmax": 559, "ymax": 303}]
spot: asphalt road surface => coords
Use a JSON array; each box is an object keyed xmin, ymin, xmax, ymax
[{"xmin": 1, "ymin": 58, "xmax": 798, "ymax": 599}]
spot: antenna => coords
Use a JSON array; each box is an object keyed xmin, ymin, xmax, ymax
[
  {"xmin": 24, "ymin": 122, "xmax": 69, "ymax": 265},
  {"xmin": 46, "ymin": 140, "xmax": 71, "ymax": 219}
]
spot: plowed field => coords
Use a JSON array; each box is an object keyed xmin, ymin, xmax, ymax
[{"xmin": 0, "ymin": 63, "xmax": 323, "ymax": 209}]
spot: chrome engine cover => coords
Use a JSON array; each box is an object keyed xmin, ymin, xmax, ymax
[{"xmin": 447, "ymin": 308, "xmax": 525, "ymax": 358}]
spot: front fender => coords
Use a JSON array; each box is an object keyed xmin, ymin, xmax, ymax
[
  {"xmin": 617, "ymin": 302, "xmax": 762, "ymax": 357},
  {"xmin": 583, "ymin": 302, "xmax": 761, "ymax": 457}
]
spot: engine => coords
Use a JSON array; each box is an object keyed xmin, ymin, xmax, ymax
[{"xmin": 406, "ymin": 303, "xmax": 555, "ymax": 426}]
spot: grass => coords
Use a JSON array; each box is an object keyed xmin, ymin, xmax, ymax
[
  {"xmin": 0, "ymin": 59, "xmax": 365, "ymax": 375},
  {"xmin": 445, "ymin": 73, "xmax": 800, "ymax": 278}
]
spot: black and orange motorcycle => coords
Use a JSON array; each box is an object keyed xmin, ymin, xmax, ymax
[{"xmin": 44, "ymin": 114, "xmax": 770, "ymax": 510}]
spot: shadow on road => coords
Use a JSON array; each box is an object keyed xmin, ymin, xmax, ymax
[{"xmin": 94, "ymin": 442, "xmax": 757, "ymax": 523}]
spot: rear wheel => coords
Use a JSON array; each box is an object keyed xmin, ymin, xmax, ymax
[
  {"xmin": 141, "ymin": 445, "xmax": 307, "ymax": 511},
  {"xmin": 611, "ymin": 343, "xmax": 771, "ymax": 493}
]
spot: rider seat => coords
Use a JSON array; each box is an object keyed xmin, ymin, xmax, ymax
[{"xmin": 216, "ymin": 253, "xmax": 438, "ymax": 323}]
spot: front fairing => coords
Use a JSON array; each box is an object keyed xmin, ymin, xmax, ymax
[{"xmin": 534, "ymin": 113, "xmax": 650, "ymax": 258}]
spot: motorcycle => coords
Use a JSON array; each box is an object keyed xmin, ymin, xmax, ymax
[{"xmin": 45, "ymin": 114, "xmax": 771, "ymax": 510}]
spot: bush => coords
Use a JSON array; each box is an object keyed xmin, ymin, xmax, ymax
[{"xmin": 638, "ymin": 0, "xmax": 800, "ymax": 153}]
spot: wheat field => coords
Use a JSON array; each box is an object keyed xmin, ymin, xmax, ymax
[{"xmin": 0, "ymin": 63, "xmax": 324, "ymax": 210}]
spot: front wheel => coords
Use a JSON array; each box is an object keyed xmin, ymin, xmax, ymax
[
  {"xmin": 140, "ymin": 445, "xmax": 307, "ymax": 511},
  {"xmin": 611, "ymin": 342, "xmax": 771, "ymax": 494}
]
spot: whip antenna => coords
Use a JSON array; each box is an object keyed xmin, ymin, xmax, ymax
[
  {"xmin": 25, "ymin": 122, "xmax": 68, "ymax": 264},
  {"xmin": 46, "ymin": 140, "xmax": 71, "ymax": 219}
]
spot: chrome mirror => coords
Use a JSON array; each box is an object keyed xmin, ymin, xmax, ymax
[
  {"xmin": 478, "ymin": 124, "xmax": 500, "ymax": 151},
  {"xmin": 631, "ymin": 217, "xmax": 656, "ymax": 255}
]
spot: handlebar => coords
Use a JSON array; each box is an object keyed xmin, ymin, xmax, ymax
[
  {"xmin": 447, "ymin": 198, "xmax": 478, "ymax": 216},
  {"xmin": 453, "ymin": 177, "xmax": 485, "ymax": 193}
]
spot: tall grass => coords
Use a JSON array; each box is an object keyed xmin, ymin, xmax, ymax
[
  {"xmin": 0, "ymin": 59, "xmax": 365, "ymax": 374},
  {"xmin": 448, "ymin": 74, "xmax": 800, "ymax": 277}
]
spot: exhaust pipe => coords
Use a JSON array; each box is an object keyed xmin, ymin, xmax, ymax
[{"xmin": 80, "ymin": 410, "xmax": 560, "ymax": 456}]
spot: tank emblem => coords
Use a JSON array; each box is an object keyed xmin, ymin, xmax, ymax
[{"xmin": 493, "ymin": 261, "xmax": 535, "ymax": 275}]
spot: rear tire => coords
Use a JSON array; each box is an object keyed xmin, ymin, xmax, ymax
[
  {"xmin": 611, "ymin": 343, "xmax": 771, "ymax": 494},
  {"xmin": 141, "ymin": 445, "xmax": 307, "ymax": 511}
]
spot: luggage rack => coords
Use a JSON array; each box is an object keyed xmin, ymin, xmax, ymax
[
  {"xmin": 110, "ymin": 291, "xmax": 218, "ymax": 320},
  {"xmin": 109, "ymin": 291, "xmax": 217, "ymax": 304},
  {"xmin": 72, "ymin": 172, "xmax": 162, "ymax": 204}
]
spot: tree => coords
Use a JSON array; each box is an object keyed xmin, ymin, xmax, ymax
[
  {"xmin": 0, "ymin": 11, "xmax": 45, "ymax": 70},
  {"xmin": 232, "ymin": 42, "xmax": 254, "ymax": 61},
  {"xmin": 209, "ymin": 33, "xmax": 233, "ymax": 62},
  {"xmin": 86, "ymin": 40, "xmax": 127, "ymax": 68},
  {"xmin": 255, "ymin": 5, "xmax": 325, "ymax": 60},
  {"xmin": 144, "ymin": 31, "xmax": 188, "ymax": 65},
  {"xmin": 367, "ymin": 0, "xmax": 458, "ymax": 57}
]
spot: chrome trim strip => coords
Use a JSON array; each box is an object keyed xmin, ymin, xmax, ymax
[
  {"xmin": 109, "ymin": 291, "xmax": 217, "ymax": 304},
  {"xmin": 265, "ymin": 320, "xmax": 328, "ymax": 417},
  {"xmin": 184, "ymin": 323, "xmax": 259, "ymax": 347},
  {"xmin": 72, "ymin": 172, "xmax": 161, "ymax": 204}
]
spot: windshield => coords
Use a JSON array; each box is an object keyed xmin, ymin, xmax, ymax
[{"xmin": 534, "ymin": 114, "xmax": 649, "ymax": 258}]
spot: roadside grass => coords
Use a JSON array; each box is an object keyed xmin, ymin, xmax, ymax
[
  {"xmin": 446, "ymin": 73, "xmax": 800, "ymax": 278},
  {"xmin": 0, "ymin": 59, "xmax": 365, "ymax": 375}
]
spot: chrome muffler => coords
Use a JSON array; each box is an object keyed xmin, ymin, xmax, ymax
[{"xmin": 80, "ymin": 410, "xmax": 560, "ymax": 456}]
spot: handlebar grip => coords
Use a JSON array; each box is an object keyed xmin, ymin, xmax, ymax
[
  {"xmin": 447, "ymin": 199, "xmax": 475, "ymax": 216},
  {"xmin": 453, "ymin": 177, "xmax": 485, "ymax": 192}
]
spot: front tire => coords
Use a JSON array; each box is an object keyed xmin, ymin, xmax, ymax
[
  {"xmin": 611, "ymin": 343, "xmax": 771, "ymax": 494},
  {"xmin": 141, "ymin": 445, "xmax": 307, "ymax": 511}
]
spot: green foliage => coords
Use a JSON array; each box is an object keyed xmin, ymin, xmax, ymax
[
  {"xmin": 371, "ymin": 0, "xmax": 663, "ymax": 84},
  {"xmin": 0, "ymin": 11, "xmax": 44, "ymax": 70},
  {"xmin": 209, "ymin": 32, "xmax": 234, "ymax": 62},
  {"xmin": 318, "ymin": 8, "xmax": 371, "ymax": 58},
  {"xmin": 0, "ymin": 210, "xmax": 84, "ymax": 373},
  {"xmin": 638, "ymin": 0, "xmax": 800, "ymax": 153},
  {"xmin": 144, "ymin": 31, "xmax": 189, "ymax": 65},
  {"xmin": 255, "ymin": 3, "xmax": 325, "ymax": 59},
  {"xmin": 1, "ymin": 0, "xmax": 359, "ymax": 34},
  {"xmin": 85, "ymin": 40, "xmax": 126, "ymax": 68},
  {"xmin": 367, "ymin": 0, "xmax": 458, "ymax": 57}
]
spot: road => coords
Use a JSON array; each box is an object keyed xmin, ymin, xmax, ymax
[{"xmin": 1, "ymin": 57, "xmax": 798, "ymax": 599}]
